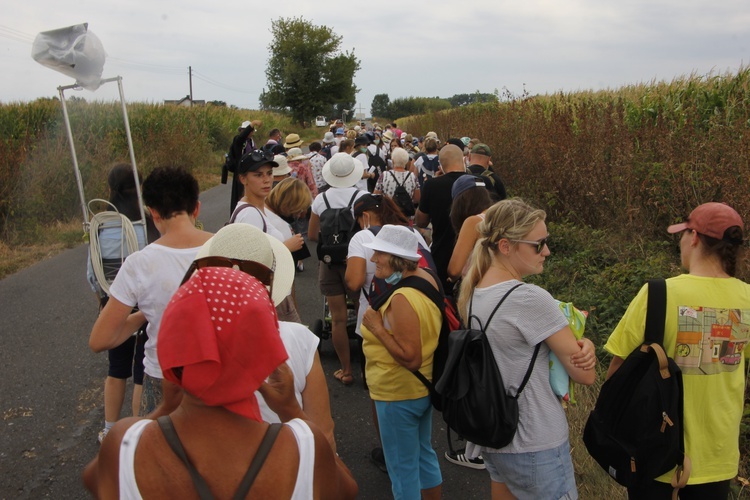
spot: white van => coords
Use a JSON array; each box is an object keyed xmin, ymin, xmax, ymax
[{"xmin": 315, "ymin": 116, "xmax": 328, "ymax": 127}]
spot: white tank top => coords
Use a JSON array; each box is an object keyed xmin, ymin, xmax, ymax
[{"xmin": 118, "ymin": 418, "xmax": 315, "ymax": 499}]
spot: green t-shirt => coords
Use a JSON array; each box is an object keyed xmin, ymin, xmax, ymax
[{"xmin": 604, "ymin": 274, "xmax": 750, "ymax": 484}]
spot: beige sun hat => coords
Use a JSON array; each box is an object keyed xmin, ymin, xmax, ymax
[
  {"xmin": 322, "ymin": 153, "xmax": 365, "ymax": 189},
  {"xmin": 194, "ymin": 224, "xmax": 294, "ymax": 306},
  {"xmin": 272, "ymin": 155, "xmax": 291, "ymax": 176},
  {"xmin": 283, "ymin": 133, "xmax": 304, "ymax": 149},
  {"xmin": 382, "ymin": 130, "xmax": 394, "ymax": 143},
  {"xmin": 287, "ymin": 147, "xmax": 307, "ymax": 162}
]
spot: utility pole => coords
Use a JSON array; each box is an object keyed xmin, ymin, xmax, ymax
[{"xmin": 188, "ymin": 66, "xmax": 193, "ymax": 106}]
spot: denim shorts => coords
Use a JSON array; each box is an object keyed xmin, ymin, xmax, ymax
[
  {"xmin": 483, "ymin": 440, "xmax": 577, "ymax": 500},
  {"xmin": 140, "ymin": 374, "xmax": 162, "ymax": 416}
]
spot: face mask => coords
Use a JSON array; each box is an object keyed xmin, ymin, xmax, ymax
[
  {"xmin": 374, "ymin": 139, "xmax": 380, "ymax": 145},
  {"xmin": 385, "ymin": 270, "xmax": 403, "ymax": 285}
]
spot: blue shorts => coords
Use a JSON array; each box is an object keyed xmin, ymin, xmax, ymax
[
  {"xmin": 375, "ymin": 396, "xmax": 442, "ymax": 500},
  {"xmin": 483, "ymin": 440, "xmax": 577, "ymax": 500}
]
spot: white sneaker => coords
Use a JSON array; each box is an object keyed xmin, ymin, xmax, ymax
[{"xmin": 98, "ymin": 429, "xmax": 108, "ymax": 444}]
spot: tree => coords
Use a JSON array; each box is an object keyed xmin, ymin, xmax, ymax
[
  {"xmin": 260, "ymin": 17, "xmax": 360, "ymax": 126},
  {"xmin": 371, "ymin": 94, "xmax": 390, "ymax": 118}
]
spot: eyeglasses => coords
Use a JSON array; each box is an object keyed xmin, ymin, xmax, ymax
[
  {"xmin": 180, "ymin": 256, "xmax": 275, "ymax": 289},
  {"xmin": 511, "ymin": 236, "xmax": 549, "ymax": 254}
]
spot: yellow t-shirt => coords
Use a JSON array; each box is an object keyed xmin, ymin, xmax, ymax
[
  {"xmin": 604, "ymin": 274, "xmax": 750, "ymax": 484},
  {"xmin": 362, "ymin": 287, "xmax": 442, "ymax": 402}
]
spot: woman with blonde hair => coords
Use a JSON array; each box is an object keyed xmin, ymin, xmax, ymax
[
  {"xmin": 266, "ymin": 177, "xmax": 314, "ymax": 273},
  {"xmin": 457, "ymin": 198, "xmax": 596, "ymax": 499}
]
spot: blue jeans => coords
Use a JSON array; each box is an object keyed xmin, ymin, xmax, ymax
[
  {"xmin": 483, "ymin": 440, "xmax": 577, "ymax": 500},
  {"xmin": 375, "ymin": 396, "xmax": 442, "ymax": 500}
]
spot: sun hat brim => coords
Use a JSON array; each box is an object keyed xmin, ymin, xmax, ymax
[
  {"xmin": 283, "ymin": 139, "xmax": 304, "ymax": 148},
  {"xmin": 195, "ymin": 226, "xmax": 294, "ymax": 306},
  {"xmin": 322, "ymin": 158, "xmax": 365, "ymax": 189},
  {"xmin": 363, "ymin": 239, "xmax": 421, "ymax": 262}
]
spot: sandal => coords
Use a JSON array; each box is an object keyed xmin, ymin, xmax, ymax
[{"xmin": 333, "ymin": 369, "xmax": 354, "ymax": 386}]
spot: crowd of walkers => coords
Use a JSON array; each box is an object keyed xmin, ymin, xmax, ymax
[{"xmin": 81, "ymin": 118, "xmax": 750, "ymax": 500}]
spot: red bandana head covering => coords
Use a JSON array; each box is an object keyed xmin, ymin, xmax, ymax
[{"xmin": 158, "ymin": 267, "xmax": 288, "ymax": 421}]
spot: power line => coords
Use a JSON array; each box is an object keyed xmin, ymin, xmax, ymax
[
  {"xmin": 192, "ymin": 70, "xmax": 258, "ymax": 95},
  {"xmin": 0, "ymin": 25, "xmax": 35, "ymax": 44}
]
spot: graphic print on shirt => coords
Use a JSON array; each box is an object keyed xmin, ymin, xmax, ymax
[{"xmin": 673, "ymin": 306, "xmax": 750, "ymax": 375}]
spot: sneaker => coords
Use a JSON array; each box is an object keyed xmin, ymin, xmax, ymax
[
  {"xmin": 296, "ymin": 261, "xmax": 304, "ymax": 272},
  {"xmin": 97, "ymin": 429, "xmax": 108, "ymax": 444},
  {"xmin": 444, "ymin": 450, "xmax": 485, "ymax": 470},
  {"xmin": 370, "ymin": 447, "xmax": 388, "ymax": 473}
]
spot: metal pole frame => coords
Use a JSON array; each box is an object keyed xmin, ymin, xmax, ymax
[{"xmin": 57, "ymin": 76, "xmax": 147, "ymax": 233}]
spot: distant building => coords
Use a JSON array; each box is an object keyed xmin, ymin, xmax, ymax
[{"xmin": 164, "ymin": 96, "xmax": 205, "ymax": 107}]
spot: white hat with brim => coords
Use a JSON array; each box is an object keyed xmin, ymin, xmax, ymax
[
  {"xmin": 287, "ymin": 147, "xmax": 307, "ymax": 162},
  {"xmin": 322, "ymin": 153, "xmax": 364, "ymax": 188},
  {"xmin": 194, "ymin": 223, "xmax": 294, "ymax": 306},
  {"xmin": 363, "ymin": 224, "xmax": 421, "ymax": 262},
  {"xmin": 272, "ymin": 155, "xmax": 291, "ymax": 176}
]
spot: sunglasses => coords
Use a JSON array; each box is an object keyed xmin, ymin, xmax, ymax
[
  {"xmin": 239, "ymin": 149, "xmax": 275, "ymax": 171},
  {"xmin": 511, "ymin": 236, "xmax": 549, "ymax": 254},
  {"xmin": 180, "ymin": 256, "xmax": 275, "ymax": 289}
]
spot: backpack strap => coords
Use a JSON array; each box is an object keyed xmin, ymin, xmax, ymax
[
  {"xmin": 468, "ymin": 282, "xmax": 524, "ymax": 332},
  {"xmin": 229, "ymin": 204, "xmax": 267, "ymax": 232},
  {"xmin": 644, "ymin": 279, "xmax": 667, "ymax": 345},
  {"xmin": 232, "ymin": 423, "xmax": 283, "ymax": 500},
  {"xmin": 157, "ymin": 416, "xmax": 283, "ymax": 500},
  {"xmin": 390, "ymin": 170, "xmax": 403, "ymax": 187},
  {"xmin": 512, "ymin": 343, "xmax": 542, "ymax": 399},
  {"xmin": 346, "ymin": 190, "xmax": 360, "ymax": 209},
  {"xmin": 322, "ymin": 192, "xmax": 331, "ymax": 210},
  {"xmin": 157, "ymin": 416, "xmax": 214, "ymax": 500}
]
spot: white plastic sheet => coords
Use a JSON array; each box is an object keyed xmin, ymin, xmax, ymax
[{"xmin": 31, "ymin": 23, "xmax": 106, "ymax": 91}]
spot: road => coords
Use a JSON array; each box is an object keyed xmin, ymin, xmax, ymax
[{"xmin": 0, "ymin": 181, "xmax": 489, "ymax": 499}]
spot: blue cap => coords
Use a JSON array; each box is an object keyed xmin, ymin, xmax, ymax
[
  {"xmin": 451, "ymin": 174, "xmax": 486, "ymax": 198},
  {"xmin": 336, "ymin": 127, "xmax": 345, "ymax": 135}
]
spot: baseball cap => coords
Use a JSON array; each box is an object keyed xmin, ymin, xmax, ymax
[
  {"xmin": 451, "ymin": 174, "xmax": 486, "ymax": 198},
  {"xmin": 471, "ymin": 143, "xmax": 492, "ymax": 156},
  {"xmin": 667, "ymin": 202, "xmax": 744, "ymax": 241}
]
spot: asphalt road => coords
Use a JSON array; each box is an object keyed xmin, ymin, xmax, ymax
[{"xmin": 0, "ymin": 181, "xmax": 489, "ymax": 499}]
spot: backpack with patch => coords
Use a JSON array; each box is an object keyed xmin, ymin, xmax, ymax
[
  {"xmin": 418, "ymin": 154, "xmax": 441, "ymax": 188},
  {"xmin": 370, "ymin": 273, "xmax": 456, "ymax": 411},
  {"xmin": 479, "ymin": 168, "xmax": 497, "ymax": 188},
  {"xmin": 388, "ymin": 171, "xmax": 416, "ymax": 217},
  {"xmin": 583, "ymin": 279, "xmax": 690, "ymax": 491},
  {"xmin": 321, "ymin": 145, "xmax": 333, "ymax": 160},
  {"xmin": 316, "ymin": 191, "xmax": 359, "ymax": 265}
]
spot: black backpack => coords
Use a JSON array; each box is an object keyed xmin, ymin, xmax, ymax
[
  {"xmin": 583, "ymin": 279, "xmax": 690, "ymax": 490},
  {"xmin": 316, "ymin": 191, "xmax": 359, "ymax": 265},
  {"xmin": 388, "ymin": 171, "xmax": 415, "ymax": 217},
  {"xmin": 321, "ymin": 145, "xmax": 332, "ymax": 160},
  {"xmin": 434, "ymin": 283, "xmax": 542, "ymax": 448},
  {"xmin": 367, "ymin": 151, "xmax": 386, "ymax": 192}
]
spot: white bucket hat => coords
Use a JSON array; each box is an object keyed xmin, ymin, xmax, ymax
[
  {"xmin": 323, "ymin": 131, "xmax": 335, "ymax": 144},
  {"xmin": 272, "ymin": 155, "xmax": 291, "ymax": 176},
  {"xmin": 322, "ymin": 153, "xmax": 364, "ymax": 188},
  {"xmin": 363, "ymin": 224, "xmax": 421, "ymax": 261},
  {"xmin": 287, "ymin": 147, "xmax": 306, "ymax": 162},
  {"xmin": 194, "ymin": 224, "xmax": 294, "ymax": 306}
]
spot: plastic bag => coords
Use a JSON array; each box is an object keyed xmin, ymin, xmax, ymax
[
  {"xmin": 31, "ymin": 23, "xmax": 106, "ymax": 91},
  {"xmin": 549, "ymin": 301, "xmax": 587, "ymax": 403}
]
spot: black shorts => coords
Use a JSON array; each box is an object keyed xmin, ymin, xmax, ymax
[{"xmin": 107, "ymin": 326, "xmax": 147, "ymax": 384}]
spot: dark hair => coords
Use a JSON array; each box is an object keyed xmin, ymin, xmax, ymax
[
  {"xmin": 309, "ymin": 141, "xmax": 322, "ymax": 152},
  {"xmin": 424, "ymin": 138, "xmax": 438, "ymax": 154},
  {"xmin": 269, "ymin": 128, "xmax": 280, "ymax": 138},
  {"xmin": 107, "ymin": 163, "xmax": 159, "ymax": 242},
  {"xmin": 450, "ymin": 187, "xmax": 494, "ymax": 234},
  {"xmin": 108, "ymin": 163, "xmax": 142, "ymax": 222},
  {"xmin": 697, "ymin": 226, "xmax": 745, "ymax": 277},
  {"xmin": 364, "ymin": 196, "xmax": 410, "ymax": 226},
  {"xmin": 142, "ymin": 167, "xmax": 200, "ymax": 220}
]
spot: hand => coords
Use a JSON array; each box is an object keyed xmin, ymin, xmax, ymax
[
  {"xmin": 362, "ymin": 307, "xmax": 384, "ymax": 334},
  {"xmin": 571, "ymin": 338, "xmax": 597, "ymax": 370},
  {"xmin": 258, "ymin": 363, "xmax": 304, "ymax": 422},
  {"xmin": 284, "ymin": 234, "xmax": 304, "ymax": 252}
]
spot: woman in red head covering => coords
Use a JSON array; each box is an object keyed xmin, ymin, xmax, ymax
[{"xmin": 83, "ymin": 268, "xmax": 357, "ymax": 499}]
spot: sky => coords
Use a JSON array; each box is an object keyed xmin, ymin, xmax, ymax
[{"xmin": 2, "ymin": 0, "xmax": 749, "ymax": 117}]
